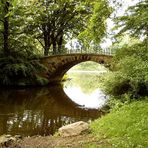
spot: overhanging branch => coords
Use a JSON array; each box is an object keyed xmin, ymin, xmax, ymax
[{"xmin": 36, "ymin": 38, "xmax": 45, "ymax": 49}]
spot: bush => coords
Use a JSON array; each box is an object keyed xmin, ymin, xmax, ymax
[
  {"xmin": 102, "ymin": 40, "xmax": 148, "ymax": 99},
  {"xmin": 0, "ymin": 55, "xmax": 48, "ymax": 86}
]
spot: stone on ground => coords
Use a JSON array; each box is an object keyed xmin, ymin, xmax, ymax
[{"xmin": 58, "ymin": 121, "xmax": 89, "ymax": 137}]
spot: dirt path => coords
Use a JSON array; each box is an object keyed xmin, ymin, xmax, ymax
[{"xmin": 4, "ymin": 134, "xmax": 111, "ymax": 148}]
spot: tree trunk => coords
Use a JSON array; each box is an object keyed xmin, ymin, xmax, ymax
[
  {"xmin": 51, "ymin": 33, "xmax": 57, "ymax": 55},
  {"xmin": 44, "ymin": 46, "xmax": 49, "ymax": 56},
  {"xmin": 52, "ymin": 41, "xmax": 57, "ymax": 55},
  {"xmin": 42, "ymin": 24, "xmax": 52, "ymax": 56},
  {"xmin": 57, "ymin": 34, "xmax": 63, "ymax": 53},
  {"xmin": 3, "ymin": 1, "xmax": 10, "ymax": 56}
]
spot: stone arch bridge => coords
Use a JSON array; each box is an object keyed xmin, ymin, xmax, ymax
[{"xmin": 40, "ymin": 53, "xmax": 113, "ymax": 83}]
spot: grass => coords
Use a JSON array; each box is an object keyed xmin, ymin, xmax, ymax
[{"xmin": 90, "ymin": 99, "xmax": 148, "ymax": 148}]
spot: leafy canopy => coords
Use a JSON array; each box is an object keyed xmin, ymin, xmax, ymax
[{"xmin": 114, "ymin": 0, "xmax": 148, "ymax": 38}]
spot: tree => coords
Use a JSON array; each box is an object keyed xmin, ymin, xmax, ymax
[
  {"xmin": 0, "ymin": 0, "xmax": 11, "ymax": 56},
  {"xmin": 79, "ymin": 0, "xmax": 112, "ymax": 49},
  {"xmin": 0, "ymin": 0, "xmax": 48, "ymax": 85},
  {"xmin": 25, "ymin": 0, "xmax": 112, "ymax": 55},
  {"xmin": 102, "ymin": 0, "xmax": 148, "ymax": 100},
  {"xmin": 0, "ymin": 0, "xmax": 112, "ymax": 85},
  {"xmin": 0, "ymin": 0, "xmax": 39, "ymax": 56},
  {"xmin": 102, "ymin": 40, "xmax": 148, "ymax": 100},
  {"xmin": 114, "ymin": 0, "xmax": 148, "ymax": 39}
]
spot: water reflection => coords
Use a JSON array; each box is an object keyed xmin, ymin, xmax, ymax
[
  {"xmin": 64, "ymin": 87, "xmax": 107, "ymax": 109},
  {"xmin": 0, "ymin": 86, "xmax": 103, "ymax": 136},
  {"xmin": 64, "ymin": 72, "xmax": 108, "ymax": 109}
]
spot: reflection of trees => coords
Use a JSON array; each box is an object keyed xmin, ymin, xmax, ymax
[
  {"xmin": 65, "ymin": 73, "xmax": 103, "ymax": 93},
  {"xmin": 0, "ymin": 86, "xmax": 103, "ymax": 136}
]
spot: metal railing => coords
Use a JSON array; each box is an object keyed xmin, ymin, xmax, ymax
[{"xmin": 47, "ymin": 47, "xmax": 114, "ymax": 56}]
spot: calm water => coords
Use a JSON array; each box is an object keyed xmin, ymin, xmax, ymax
[{"xmin": 0, "ymin": 72, "xmax": 107, "ymax": 136}]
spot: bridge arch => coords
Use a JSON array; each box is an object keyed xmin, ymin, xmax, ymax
[{"xmin": 40, "ymin": 54, "xmax": 112, "ymax": 83}]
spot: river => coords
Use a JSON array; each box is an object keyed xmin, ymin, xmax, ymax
[{"xmin": 0, "ymin": 71, "xmax": 107, "ymax": 136}]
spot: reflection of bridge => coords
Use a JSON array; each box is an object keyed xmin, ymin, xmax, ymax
[{"xmin": 40, "ymin": 53, "xmax": 113, "ymax": 83}]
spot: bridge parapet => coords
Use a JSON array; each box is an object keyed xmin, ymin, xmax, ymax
[{"xmin": 47, "ymin": 49, "xmax": 114, "ymax": 56}]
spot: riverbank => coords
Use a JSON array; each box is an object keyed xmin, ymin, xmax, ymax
[
  {"xmin": 90, "ymin": 99, "xmax": 148, "ymax": 147},
  {"xmin": 1, "ymin": 99, "xmax": 147, "ymax": 148}
]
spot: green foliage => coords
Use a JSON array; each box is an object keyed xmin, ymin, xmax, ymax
[
  {"xmin": 102, "ymin": 40, "xmax": 148, "ymax": 99},
  {"xmin": 109, "ymin": 35, "xmax": 141, "ymax": 53},
  {"xmin": 78, "ymin": 0, "xmax": 112, "ymax": 49},
  {"xmin": 114, "ymin": 0, "xmax": 148, "ymax": 38},
  {"xmin": 35, "ymin": 76, "xmax": 49, "ymax": 86},
  {"xmin": 23, "ymin": 0, "xmax": 98, "ymax": 55},
  {"xmin": 0, "ymin": 54, "xmax": 48, "ymax": 85},
  {"xmin": 91, "ymin": 99, "xmax": 148, "ymax": 147},
  {"xmin": 0, "ymin": 0, "xmax": 112, "ymax": 85},
  {"xmin": 19, "ymin": 0, "xmax": 111, "ymax": 55},
  {"xmin": 0, "ymin": 0, "xmax": 34, "ymax": 53},
  {"xmin": 104, "ymin": 0, "xmax": 148, "ymax": 100},
  {"xmin": 66, "ymin": 72, "xmax": 104, "ymax": 94},
  {"xmin": 0, "ymin": 0, "xmax": 49, "ymax": 85}
]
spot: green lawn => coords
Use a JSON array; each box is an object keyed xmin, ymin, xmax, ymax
[{"xmin": 90, "ymin": 99, "xmax": 148, "ymax": 148}]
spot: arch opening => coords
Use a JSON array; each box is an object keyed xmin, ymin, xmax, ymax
[
  {"xmin": 66, "ymin": 61, "xmax": 108, "ymax": 74},
  {"xmin": 63, "ymin": 61, "xmax": 109, "ymax": 109}
]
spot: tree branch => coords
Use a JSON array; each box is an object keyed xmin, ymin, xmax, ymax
[
  {"xmin": 36, "ymin": 38, "xmax": 45, "ymax": 49},
  {"xmin": 0, "ymin": 19, "xmax": 4, "ymax": 23},
  {"xmin": 0, "ymin": 30, "xmax": 4, "ymax": 34}
]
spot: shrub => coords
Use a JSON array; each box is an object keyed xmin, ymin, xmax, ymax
[
  {"xmin": 0, "ymin": 54, "xmax": 48, "ymax": 86},
  {"xmin": 102, "ymin": 40, "xmax": 148, "ymax": 100}
]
